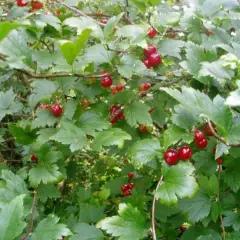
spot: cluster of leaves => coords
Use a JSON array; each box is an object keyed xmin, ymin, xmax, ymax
[{"xmin": 0, "ymin": 0, "xmax": 240, "ymax": 239}]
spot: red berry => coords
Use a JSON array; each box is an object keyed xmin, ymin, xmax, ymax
[
  {"xmin": 139, "ymin": 125, "xmax": 148, "ymax": 133},
  {"xmin": 109, "ymin": 105, "xmax": 124, "ymax": 123},
  {"xmin": 39, "ymin": 103, "xmax": 49, "ymax": 110},
  {"xmin": 17, "ymin": 0, "xmax": 28, "ymax": 7},
  {"xmin": 178, "ymin": 146, "xmax": 192, "ymax": 161},
  {"xmin": 142, "ymin": 59, "xmax": 151, "ymax": 69},
  {"xmin": 204, "ymin": 124, "xmax": 214, "ymax": 136},
  {"xmin": 128, "ymin": 183, "xmax": 134, "ymax": 190},
  {"xmin": 194, "ymin": 130, "xmax": 205, "ymax": 142},
  {"xmin": 217, "ymin": 158, "xmax": 223, "ymax": 165},
  {"xmin": 101, "ymin": 74, "xmax": 113, "ymax": 88},
  {"xmin": 196, "ymin": 138, "xmax": 208, "ymax": 149},
  {"xmin": 147, "ymin": 27, "xmax": 157, "ymax": 38},
  {"xmin": 123, "ymin": 189, "xmax": 131, "ymax": 196},
  {"xmin": 111, "ymin": 85, "xmax": 118, "ymax": 95},
  {"xmin": 116, "ymin": 83, "xmax": 124, "ymax": 92},
  {"xmin": 31, "ymin": 1, "xmax": 44, "ymax": 10},
  {"xmin": 128, "ymin": 172, "xmax": 134, "ymax": 179},
  {"xmin": 50, "ymin": 103, "xmax": 63, "ymax": 116},
  {"xmin": 164, "ymin": 149, "xmax": 179, "ymax": 166},
  {"xmin": 144, "ymin": 44, "xmax": 157, "ymax": 58},
  {"xmin": 101, "ymin": 18, "xmax": 108, "ymax": 24},
  {"xmin": 206, "ymin": 29, "xmax": 213, "ymax": 36},
  {"xmin": 180, "ymin": 226, "xmax": 187, "ymax": 233},
  {"xmin": 31, "ymin": 154, "xmax": 38, "ymax": 162},
  {"xmin": 148, "ymin": 53, "xmax": 162, "ymax": 67},
  {"xmin": 139, "ymin": 83, "xmax": 151, "ymax": 92},
  {"xmin": 55, "ymin": 10, "xmax": 60, "ymax": 16},
  {"xmin": 121, "ymin": 184, "xmax": 129, "ymax": 192}
]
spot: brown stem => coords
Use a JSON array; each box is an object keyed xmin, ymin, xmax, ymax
[
  {"xmin": 19, "ymin": 69, "xmax": 103, "ymax": 79},
  {"xmin": 207, "ymin": 119, "xmax": 240, "ymax": 147},
  {"xmin": 152, "ymin": 175, "xmax": 163, "ymax": 240},
  {"xmin": 54, "ymin": 0, "xmax": 105, "ymax": 27},
  {"xmin": 216, "ymin": 166, "xmax": 226, "ymax": 240},
  {"xmin": 21, "ymin": 190, "xmax": 38, "ymax": 240}
]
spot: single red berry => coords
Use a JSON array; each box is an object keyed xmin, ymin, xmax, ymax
[
  {"xmin": 180, "ymin": 226, "xmax": 187, "ymax": 233},
  {"xmin": 164, "ymin": 149, "xmax": 179, "ymax": 166},
  {"xmin": 111, "ymin": 85, "xmax": 118, "ymax": 95},
  {"xmin": 206, "ymin": 29, "xmax": 213, "ymax": 36},
  {"xmin": 31, "ymin": 154, "xmax": 38, "ymax": 162},
  {"xmin": 101, "ymin": 74, "xmax": 113, "ymax": 88},
  {"xmin": 147, "ymin": 27, "xmax": 157, "ymax": 38},
  {"xmin": 194, "ymin": 130, "xmax": 205, "ymax": 142},
  {"xmin": 204, "ymin": 124, "xmax": 214, "ymax": 136},
  {"xmin": 31, "ymin": 1, "xmax": 44, "ymax": 10},
  {"xmin": 55, "ymin": 10, "xmax": 60, "ymax": 16},
  {"xmin": 167, "ymin": 32, "xmax": 176, "ymax": 38},
  {"xmin": 123, "ymin": 189, "xmax": 131, "ymax": 196},
  {"xmin": 39, "ymin": 103, "xmax": 49, "ymax": 110},
  {"xmin": 196, "ymin": 138, "xmax": 208, "ymax": 149},
  {"xmin": 109, "ymin": 105, "xmax": 124, "ymax": 123},
  {"xmin": 50, "ymin": 103, "xmax": 63, "ymax": 116},
  {"xmin": 139, "ymin": 83, "xmax": 151, "ymax": 92},
  {"xmin": 144, "ymin": 44, "xmax": 157, "ymax": 58},
  {"xmin": 116, "ymin": 83, "xmax": 124, "ymax": 92},
  {"xmin": 128, "ymin": 183, "xmax": 134, "ymax": 190},
  {"xmin": 142, "ymin": 58, "xmax": 152, "ymax": 69},
  {"xmin": 128, "ymin": 172, "xmax": 134, "ymax": 179},
  {"xmin": 217, "ymin": 158, "xmax": 223, "ymax": 165},
  {"xmin": 139, "ymin": 125, "xmax": 148, "ymax": 133},
  {"xmin": 178, "ymin": 146, "xmax": 192, "ymax": 161},
  {"xmin": 148, "ymin": 53, "xmax": 162, "ymax": 67},
  {"xmin": 17, "ymin": 0, "xmax": 28, "ymax": 7},
  {"xmin": 101, "ymin": 18, "xmax": 108, "ymax": 24},
  {"xmin": 121, "ymin": 184, "xmax": 129, "ymax": 192}
]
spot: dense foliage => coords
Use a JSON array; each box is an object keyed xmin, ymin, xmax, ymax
[{"xmin": 1, "ymin": 0, "xmax": 240, "ymax": 239}]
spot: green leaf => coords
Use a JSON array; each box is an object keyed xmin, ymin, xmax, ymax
[
  {"xmin": 35, "ymin": 14, "xmax": 61, "ymax": 31},
  {"xmin": 128, "ymin": 139, "xmax": 161, "ymax": 165},
  {"xmin": 104, "ymin": 13, "xmax": 124, "ymax": 38},
  {"xmin": 0, "ymin": 89, "xmax": 22, "ymax": 121},
  {"xmin": 156, "ymin": 162, "xmax": 199, "ymax": 206},
  {"xmin": 0, "ymin": 195, "xmax": 26, "ymax": 240},
  {"xmin": 38, "ymin": 183, "xmax": 61, "ymax": 203},
  {"xmin": 78, "ymin": 111, "xmax": 110, "ymax": 136},
  {"xmin": 0, "ymin": 21, "xmax": 20, "ymax": 42},
  {"xmin": 50, "ymin": 121, "xmax": 88, "ymax": 152},
  {"xmin": 224, "ymin": 211, "xmax": 240, "ymax": 231},
  {"xmin": 224, "ymin": 171, "xmax": 240, "ymax": 193},
  {"xmin": 63, "ymin": 99, "xmax": 77, "ymax": 120},
  {"xmin": 29, "ymin": 149, "xmax": 63, "ymax": 187},
  {"xmin": 36, "ymin": 128, "xmax": 58, "ymax": 145},
  {"xmin": 179, "ymin": 190, "xmax": 212, "ymax": 223},
  {"xmin": 97, "ymin": 203, "xmax": 148, "ymax": 240},
  {"xmin": 92, "ymin": 128, "xmax": 132, "ymax": 151},
  {"xmin": 70, "ymin": 223, "xmax": 103, "ymax": 240},
  {"xmin": 32, "ymin": 109, "xmax": 58, "ymax": 129},
  {"xmin": 9, "ymin": 125, "xmax": 36, "ymax": 145},
  {"xmin": 79, "ymin": 203, "xmax": 105, "ymax": 223},
  {"xmin": 0, "ymin": 170, "xmax": 28, "ymax": 209},
  {"xmin": 116, "ymin": 25, "xmax": 145, "ymax": 42},
  {"xmin": 198, "ymin": 175, "xmax": 219, "ymax": 196},
  {"xmin": 164, "ymin": 125, "xmax": 193, "ymax": 148},
  {"xmin": 159, "ymin": 39, "xmax": 185, "ymax": 59},
  {"xmin": 228, "ymin": 124, "xmax": 240, "ymax": 145},
  {"xmin": 31, "ymin": 215, "xmax": 71, "ymax": 240},
  {"xmin": 124, "ymin": 102, "xmax": 152, "ymax": 127},
  {"xmin": 58, "ymin": 29, "xmax": 92, "ymax": 65},
  {"xmin": 155, "ymin": 202, "xmax": 180, "ymax": 222},
  {"xmin": 77, "ymin": 187, "xmax": 92, "ymax": 202}
]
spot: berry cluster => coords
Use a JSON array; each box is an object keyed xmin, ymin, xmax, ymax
[
  {"xmin": 109, "ymin": 105, "xmax": 125, "ymax": 124},
  {"xmin": 17, "ymin": 0, "xmax": 44, "ymax": 10},
  {"xmin": 111, "ymin": 83, "xmax": 125, "ymax": 95},
  {"xmin": 121, "ymin": 172, "xmax": 135, "ymax": 196},
  {"xmin": 40, "ymin": 103, "xmax": 63, "ymax": 117},
  {"xmin": 194, "ymin": 130, "xmax": 208, "ymax": 149},
  {"xmin": 164, "ymin": 146, "xmax": 192, "ymax": 166},
  {"xmin": 101, "ymin": 72, "xmax": 113, "ymax": 88},
  {"xmin": 142, "ymin": 44, "xmax": 162, "ymax": 69}
]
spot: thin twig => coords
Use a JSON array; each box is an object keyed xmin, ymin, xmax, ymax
[
  {"xmin": 152, "ymin": 175, "xmax": 164, "ymax": 240},
  {"xmin": 21, "ymin": 189, "xmax": 38, "ymax": 240},
  {"xmin": 217, "ymin": 166, "xmax": 226, "ymax": 240},
  {"xmin": 19, "ymin": 69, "xmax": 104, "ymax": 79},
  {"xmin": 207, "ymin": 119, "xmax": 240, "ymax": 147},
  {"xmin": 54, "ymin": 0, "xmax": 106, "ymax": 27}
]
